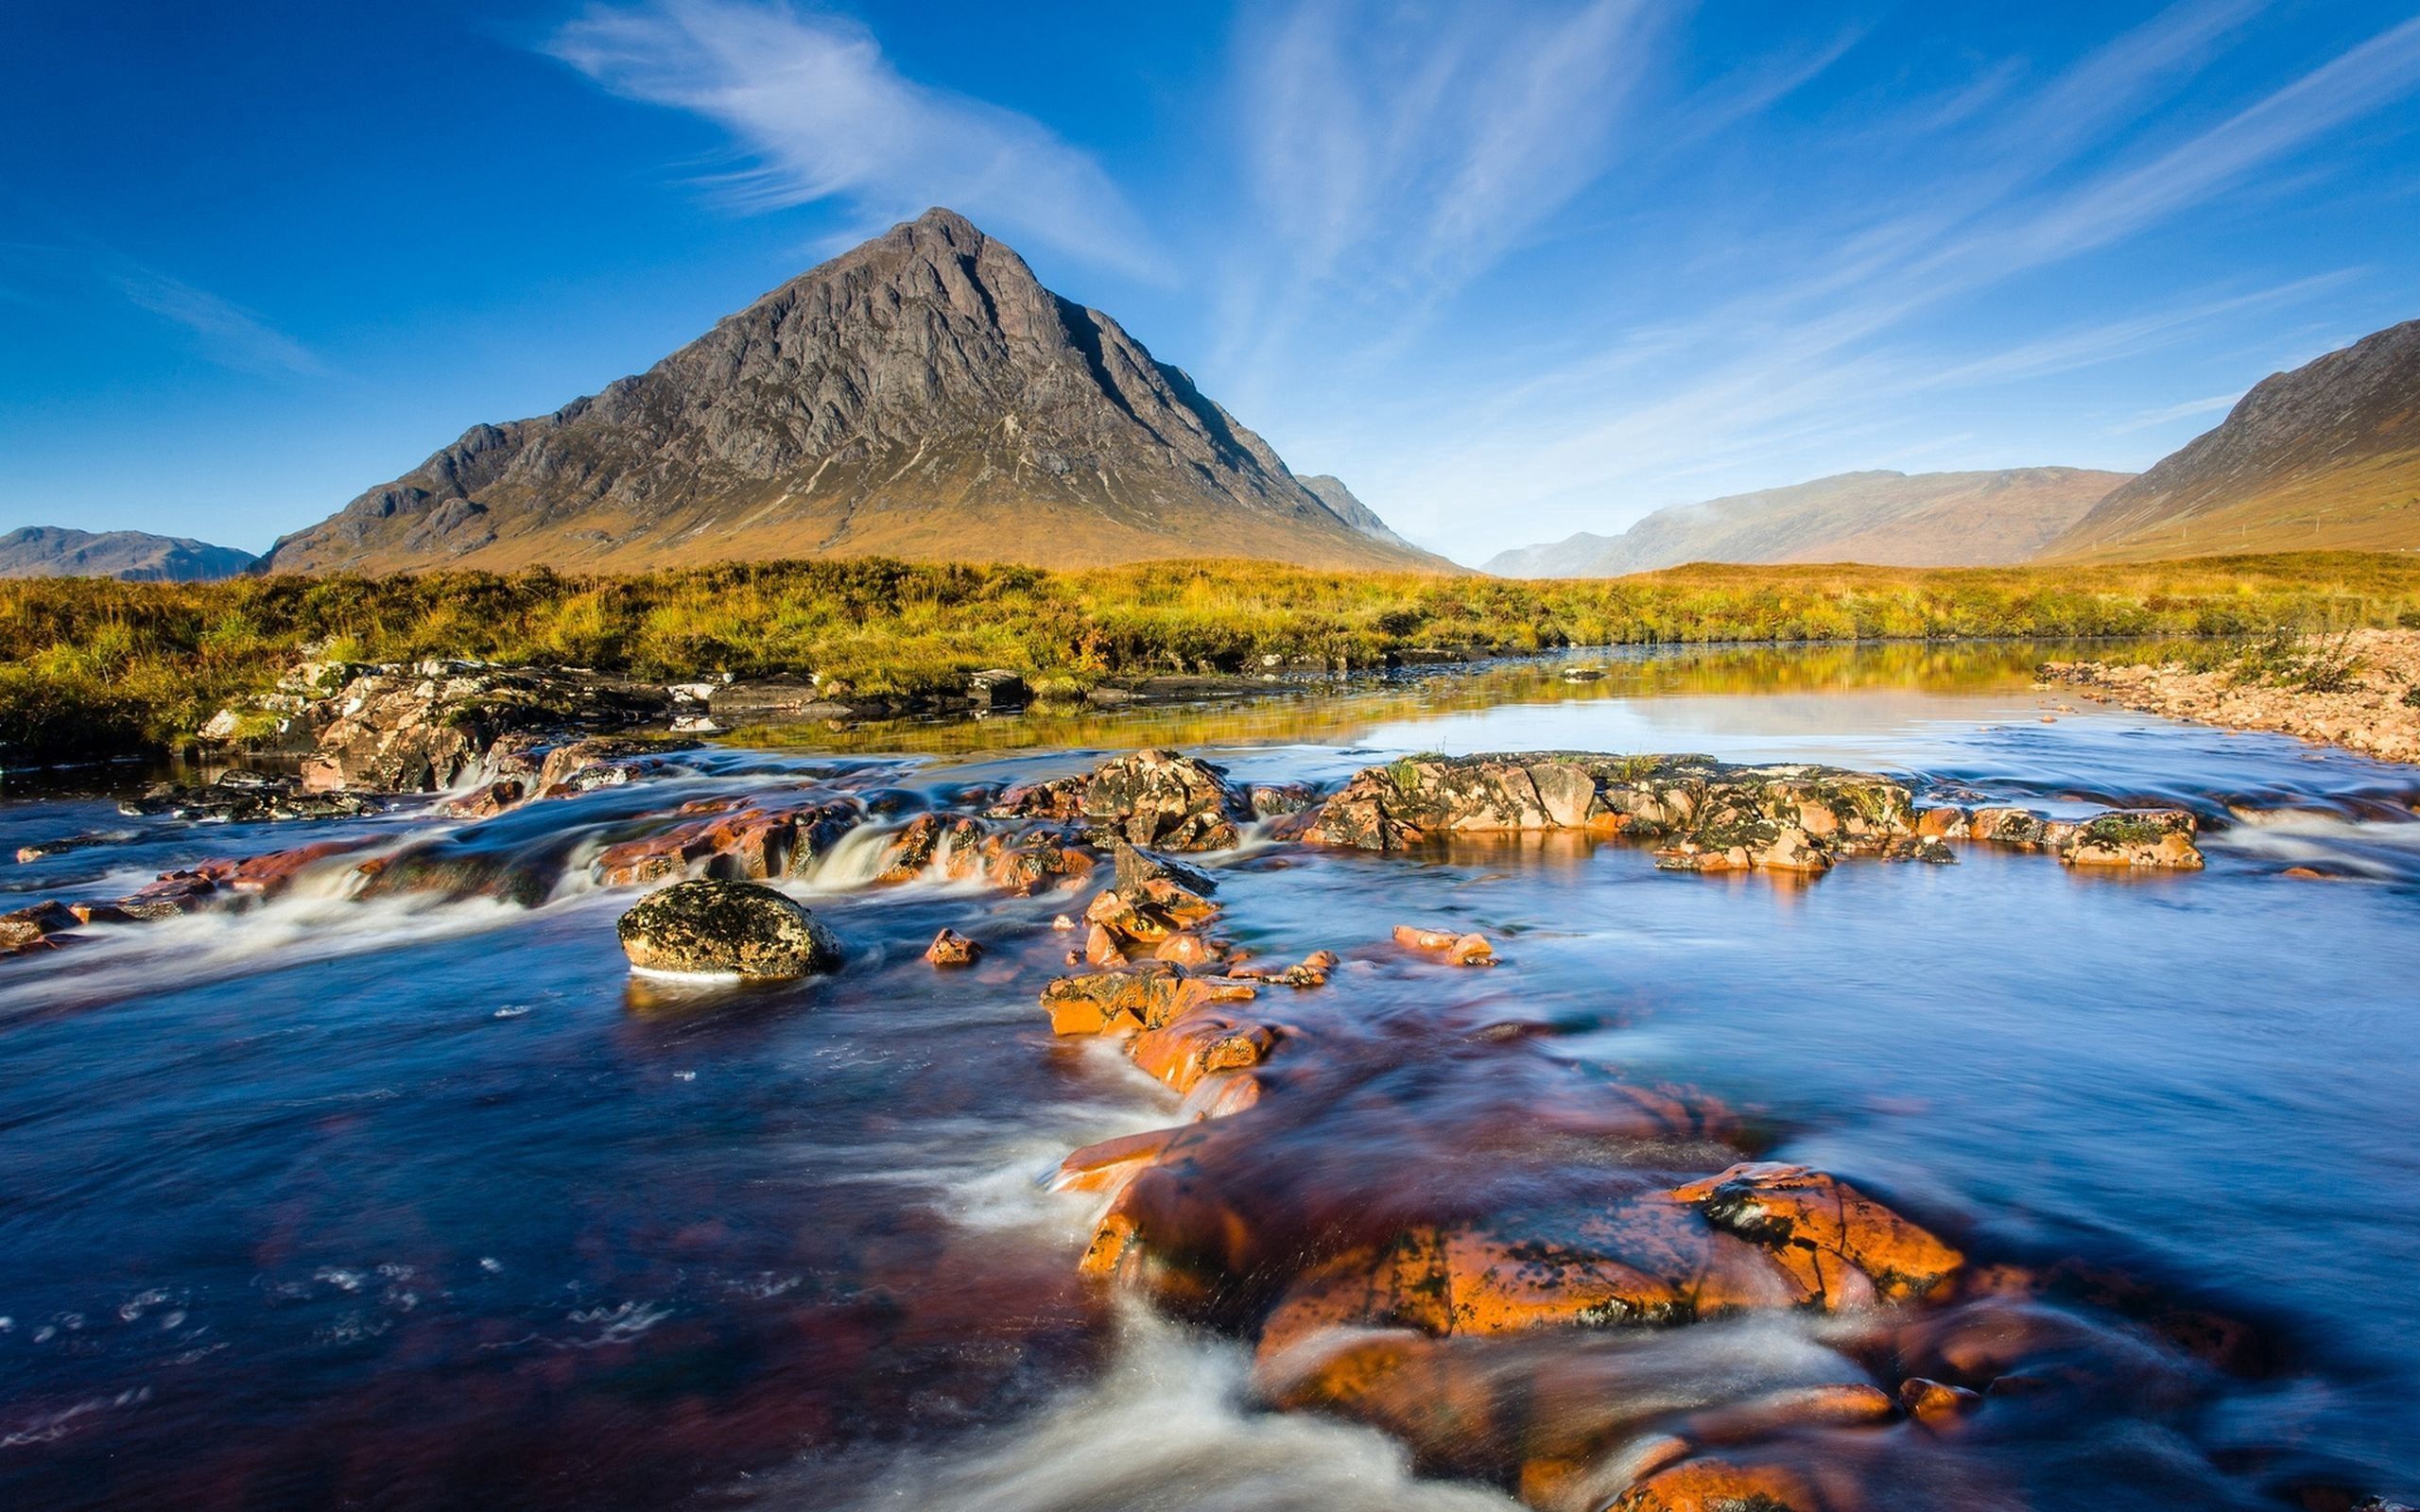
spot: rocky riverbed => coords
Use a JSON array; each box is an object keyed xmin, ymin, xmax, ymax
[
  {"xmin": 5, "ymin": 649, "xmax": 2418, "ymax": 1512},
  {"xmin": 2041, "ymin": 627, "xmax": 2420, "ymax": 765}
]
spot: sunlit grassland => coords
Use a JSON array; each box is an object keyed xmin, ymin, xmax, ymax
[{"xmin": 7, "ymin": 552, "xmax": 2420, "ymax": 765}]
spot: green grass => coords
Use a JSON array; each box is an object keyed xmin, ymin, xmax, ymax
[{"xmin": 9, "ymin": 552, "xmax": 2420, "ymax": 766}]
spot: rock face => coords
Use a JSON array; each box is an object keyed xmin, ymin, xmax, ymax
[
  {"xmin": 615, "ymin": 880, "xmax": 841, "ymax": 979},
  {"xmin": 1484, "ymin": 468, "xmax": 2129, "ymax": 577},
  {"xmin": 1296, "ymin": 474, "xmax": 1422, "ymax": 551},
  {"xmin": 2045, "ymin": 317, "xmax": 2420, "ymax": 559},
  {"xmin": 256, "ymin": 209, "xmax": 1449, "ymax": 576},
  {"xmin": 0, "ymin": 525, "xmax": 256, "ymax": 581}
]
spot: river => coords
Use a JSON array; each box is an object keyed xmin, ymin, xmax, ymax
[{"xmin": 2, "ymin": 643, "xmax": 2415, "ymax": 1510}]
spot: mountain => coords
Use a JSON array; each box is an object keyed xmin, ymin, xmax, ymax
[
  {"xmin": 2045, "ymin": 318, "xmax": 2420, "ymax": 560},
  {"xmin": 1296, "ymin": 474, "xmax": 1421, "ymax": 551},
  {"xmin": 1484, "ymin": 468, "xmax": 2131, "ymax": 577},
  {"xmin": 0, "ymin": 526, "xmax": 257, "ymax": 581},
  {"xmin": 259, "ymin": 210, "xmax": 1446, "ymax": 576}
]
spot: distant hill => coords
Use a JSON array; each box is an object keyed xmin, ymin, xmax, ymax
[
  {"xmin": 2046, "ymin": 318, "xmax": 2420, "ymax": 560},
  {"xmin": 0, "ymin": 526, "xmax": 256, "ymax": 582},
  {"xmin": 259, "ymin": 208, "xmax": 1449, "ymax": 576},
  {"xmin": 1297, "ymin": 474, "xmax": 1420, "ymax": 550},
  {"xmin": 1485, "ymin": 468, "xmax": 2130, "ymax": 577}
]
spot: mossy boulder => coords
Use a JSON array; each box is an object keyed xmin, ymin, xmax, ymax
[{"xmin": 615, "ymin": 879, "xmax": 842, "ymax": 979}]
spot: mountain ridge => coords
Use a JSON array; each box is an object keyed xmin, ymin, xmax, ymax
[
  {"xmin": 2044, "ymin": 318, "xmax": 2420, "ymax": 560},
  {"xmin": 0, "ymin": 526, "xmax": 257, "ymax": 582},
  {"xmin": 259, "ymin": 209, "xmax": 1449, "ymax": 576},
  {"xmin": 1486, "ymin": 467, "xmax": 2131, "ymax": 577}
]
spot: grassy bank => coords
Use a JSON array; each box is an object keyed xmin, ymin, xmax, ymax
[{"xmin": 8, "ymin": 553, "xmax": 2420, "ymax": 766}]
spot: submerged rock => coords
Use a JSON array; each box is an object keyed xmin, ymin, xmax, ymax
[
  {"xmin": 119, "ymin": 771, "xmax": 380, "ymax": 823},
  {"xmin": 615, "ymin": 880, "xmax": 841, "ymax": 979}
]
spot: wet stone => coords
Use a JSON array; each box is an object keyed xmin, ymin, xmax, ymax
[{"xmin": 615, "ymin": 879, "xmax": 842, "ymax": 980}]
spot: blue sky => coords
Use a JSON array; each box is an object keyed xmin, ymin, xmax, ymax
[{"xmin": 4, "ymin": 1, "xmax": 2416, "ymax": 564}]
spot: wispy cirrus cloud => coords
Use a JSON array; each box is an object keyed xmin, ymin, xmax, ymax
[
  {"xmin": 1345, "ymin": 4, "xmax": 2420, "ymax": 553},
  {"xmin": 2105, "ymin": 392, "xmax": 2241, "ymax": 435},
  {"xmin": 108, "ymin": 264, "xmax": 324, "ymax": 376},
  {"xmin": 0, "ymin": 241, "xmax": 321, "ymax": 376},
  {"xmin": 546, "ymin": 0, "xmax": 1165, "ymax": 281},
  {"xmin": 1214, "ymin": 0, "xmax": 1681, "ymax": 386}
]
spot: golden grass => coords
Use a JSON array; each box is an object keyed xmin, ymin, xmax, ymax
[{"xmin": 7, "ymin": 552, "xmax": 2420, "ymax": 765}]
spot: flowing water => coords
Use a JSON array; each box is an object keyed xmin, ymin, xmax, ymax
[{"xmin": 2, "ymin": 643, "xmax": 2416, "ymax": 1511}]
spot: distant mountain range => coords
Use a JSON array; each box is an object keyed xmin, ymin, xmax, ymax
[
  {"xmin": 1485, "ymin": 468, "xmax": 2132, "ymax": 577},
  {"xmin": 0, "ymin": 526, "xmax": 256, "ymax": 582},
  {"xmin": 2043, "ymin": 318, "xmax": 2420, "ymax": 560},
  {"xmin": 1492, "ymin": 317, "xmax": 2420, "ymax": 576},
  {"xmin": 257, "ymin": 208, "xmax": 1445, "ymax": 576}
]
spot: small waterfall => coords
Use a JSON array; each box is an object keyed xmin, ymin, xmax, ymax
[{"xmin": 801, "ymin": 820, "xmax": 904, "ymax": 892}]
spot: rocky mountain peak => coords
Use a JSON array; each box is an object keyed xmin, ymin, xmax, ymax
[{"xmin": 257, "ymin": 210, "xmax": 1447, "ymax": 576}]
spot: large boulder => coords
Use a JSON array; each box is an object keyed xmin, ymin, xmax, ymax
[
  {"xmin": 291, "ymin": 664, "xmax": 675, "ymax": 795},
  {"xmin": 1081, "ymin": 749, "xmax": 1251, "ymax": 851},
  {"xmin": 614, "ymin": 880, "xmax": 841, "ymax": 979}
]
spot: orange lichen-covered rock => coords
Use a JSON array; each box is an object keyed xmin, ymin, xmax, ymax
[
  {"xmin": 1153, "ymin": 931, "xmax": 1223, "ymax": 968},
  {"xmin": 924, "ymin": 928, "xmax": 982, "ymax": 967},
  {"xmin": 1256, "ymin": 1328, "xmax": 1505, "ymax": 1469},
  {"xmin": 1052, "ymin": 1125, "xmax": 1193, "ymax": 1195},
  {"xmin": 980, "ymin": 833, "xmax": 1094, "ymax": 894},
  {"xmin": 1256, "ymin": 1200, "xmax": 1812, "ymax": 1364},
  {"xmin": 1609, "ymin": 1454, "xmax": 1831, "ymax": 1512},
  {"xmin": 877, "ymin": 813, "xmax": 988, "ymax": 883},
  {"xmin": 1080, "ymin": 749, "xmax": 1251, "ymax": 851},
  {"xmin": 1038, "ymin": 966, "xmax": 1256, "ymax": 1037},
  {"xmin": 1393, "ymin": 924, "xmax": 1496, "ymax": 965},
  {"xmin": 1914, "ymin": 805, "xmax": 1971, "ymax": 839},
  {"xmin": 1130, "ymin": 1011, "xmax": 1279, "ymax": 1091},
  {"xmin": 1898, "ymin": 1375, "xmax": 1980, "ymax": 1425},
  {"xmin": 1673, "ymin": 1162, "xmax": 1963, "ymax": 1304},
  {"xmin": 1084, "ymin": 922, "xmax": 1131, "ymax": 969},
  {"xmin": 2056, "ymin": 809, "xmax": 2204, "ymax": 869}
]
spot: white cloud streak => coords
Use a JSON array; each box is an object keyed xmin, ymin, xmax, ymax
[
  {"xmin": 0, "ymin": 241, "xmax": 322, "ymax": 376},
  {"xmin": 547, "ymin": 0, "xmax": 1165, "ymax": 281},
  {"xmin": 1350, "ymin": 5, "xmax": 2420, "ymax": 554},
  {"xmin": 1218, "ymin": 0, "xmax": 1667, "ymax": 385},
  {"xmin": 109, "ymin": 266, "xmax": 324, "ymax": 377}
]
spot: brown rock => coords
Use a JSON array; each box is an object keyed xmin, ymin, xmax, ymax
[
  {"xmin": 1392, "ymin": 924, "xmax": 1496, "ymax": 964},
  {"xmin": 1898, "ymin": 1375, "xmax": 1981, "ymax": 1425},
  {"xmin": 924, "ymin": 928, "xmax": 982, "ymax": 967},
  {"xmin": 2057, "ymin": 809, "xmax": 2204, "ymax": 869},
  {"xmin": 1081, "ymin": 749, "xmax": 1250, "ymax": 851},
  {"xmin": 1130, "ymin": 1009, "xmax": 1279, "ymax": 1091},
  {"xmin": 1, "ymin": 900, "xmax": 79, "ymax": 954},
  {"xmin": 1608, "ymin": 1455, "xmax": 1828, "ymax": 1512},
  {"xmin": 1672, "ymin": 1162, "xmax": 1963, "ymax": 1304},
  {"xmin": 441, "ymin": 779, "xmax": 526, "ymax": 818}
]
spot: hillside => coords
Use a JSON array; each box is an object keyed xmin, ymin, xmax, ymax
[
  {"xmin": 1485, "ymin": 468, "xmax": 2129, "ymax": 577},
  {"xmin": 258, "ymin": 210, "xmax": 1447, "ymax": 576},
  {"xmin": 1297, "ymin": 474, "xmax": 1419, "ymax": 550},
  {"xmin": 2046, "ymin": 318, "xmax": 2420, "ymax": 560},
  {"xmin": 0, "ymin": 526, "xmax": 256, "ymax": 581}
]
